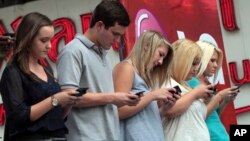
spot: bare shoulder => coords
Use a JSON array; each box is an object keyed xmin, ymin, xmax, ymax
[
  {"xmin": 113, "ymin": 61, "xmax": 134, "ymax": 77},
  {"xmin": 113, "ymin": 61, "xmax": 135, "ymax": 89},
  {"xmin": 113, "ymin": 61, "xmax": 134, "ymax": 72}
]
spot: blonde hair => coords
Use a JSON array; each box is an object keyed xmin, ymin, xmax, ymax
[
  {"xmin": 128, "ymin": 30, "xmax": 173, "ymax": 89},
  {"xmin": 171, "ymin": 39, "xmax": 202, "ymax": 86},
  {"xmin": 196, "ymin": 40, "xmax": 223, "ymax": 82}
]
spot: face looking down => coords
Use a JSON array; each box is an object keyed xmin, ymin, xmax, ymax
[
  {"xmin": 29, "ymin": 25, "xmax": 54, "ymax": 60},
  {"xmin": 153, "ymin": 45, "xmax": 169, "ymax": 67},
  {"xmin": 203, "ymin": 50, "xmax": 219, "ymax": 77}
]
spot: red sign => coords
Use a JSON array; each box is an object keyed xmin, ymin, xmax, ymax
[{"xmin": 121, "ymin": 0, "xmax": 236, "ymax": 131}]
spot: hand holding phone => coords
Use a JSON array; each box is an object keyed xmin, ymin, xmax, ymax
[
  {"xmin": 135, "ymin": 91, "xmax": 144, "ymax": 97},
  {"xmin": 73, "ymin": 87, "xmax": 88, "ymax": 97},
  {"xmin": 173, "ymin": 85, "xmax": 182, "ymax": 93},
  {"xmin": 232, "ymin": 83, "xmax": 246, "ymax": 91},
  {"xmin": 236, "ymin": 84, "xmax": 245, "ymax": 89},
  {"xmin": 209, "ymin": 86, "xmax": 217, "ymax": 93}
]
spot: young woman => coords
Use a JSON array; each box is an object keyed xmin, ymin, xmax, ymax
[
  {"xmin": 187, "ymin": 40, "xmax": 239, "ymax": 141},
  {"xmin": 162, "ymin": 39, "xmax": 214, "ymax": 141},
  {"xmin": 113, "ymin": 30, "xmax": 179, "ymax": 141},
  {"xmin": 0, "ymin": 12, "xmax": 77, "ymax": 141}
]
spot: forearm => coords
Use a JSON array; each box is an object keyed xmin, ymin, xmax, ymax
[
  {"xmin": 61, "ymin": 88, "xmax": 115, "ymax": 107},
  {"xmin": 206, "ymin": 94, "xmax": 222, "ymax": 117},
  {"xmin": 166, "ymin": 92, "xmax": 197, "ymax": 118},
  {"xmin": 74, "ymin": 93, "xmax": 115, "ymax": 107},
  {"xmin": 218, "ymin": 100, "xmax": 229, "ymax": 115},
  {"xmin": 119, "ymin": 94, "xmax": 155, "ymax": 120},
  {"xmin": 30, "ymin": 97, "xmax": 53, "ymax": 121}
]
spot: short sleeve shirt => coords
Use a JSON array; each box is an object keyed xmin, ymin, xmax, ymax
[{"xmin": 57, "ymin": 34, "xmax": 119, "ymax": 141}]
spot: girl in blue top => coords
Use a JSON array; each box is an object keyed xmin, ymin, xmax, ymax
[
  {"xmin": 187, "ymin": 40, "xmax": 239, "ymax": 141},
  {"xmin": 113, "ymin": 30, "xmax": 180, "ymax": 141}
]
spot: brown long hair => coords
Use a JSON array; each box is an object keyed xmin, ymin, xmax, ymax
[{"xmin": 10, "ymin": 12, "xmax": 53, "ymax": 81}]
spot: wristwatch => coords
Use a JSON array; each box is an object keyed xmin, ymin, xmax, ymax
[{"xmin": 51, "ymin": 95, "xmax": 59, "ymax": 107}]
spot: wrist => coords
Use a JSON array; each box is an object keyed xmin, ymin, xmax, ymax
[
  {"xmin": 215, "ymin": 94, "xmax": 223, "ymax": 103},
  {"xmin": 51, "ymin": 95, "xmax": 59, "ymax": 107},
  {"xmin": 192, "ymin": 88, "xmax": 202, "ymax": 99},
  {"xmin": 150, "ymin": 91, "xmax": 158, "ymax": 100},
  {"xmin": 108, "ymin": 93, "xmax": 116, "ymax": 104}
]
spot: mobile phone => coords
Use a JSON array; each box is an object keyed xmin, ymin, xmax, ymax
[
  {"xmin": 173, "ymin": 85, "xmax": 182, "ymax": 93},
  {"xmin": 135, "ymin": 91, "xmax": 144, "ymax": 96},
  {"xmin": 236, "ymin": 84, "xmax": 244, "ymax": 89},
  {"xmin": 209, "ymin": 86, "xmax": 217, "ymax": 93},
  {"xmin": 235, "ymin": 83, "xmax": 247, "ymax": 89},
  {"xmin": 73, "ymin": 87, "xmax": 88, "ymax": 97}
]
